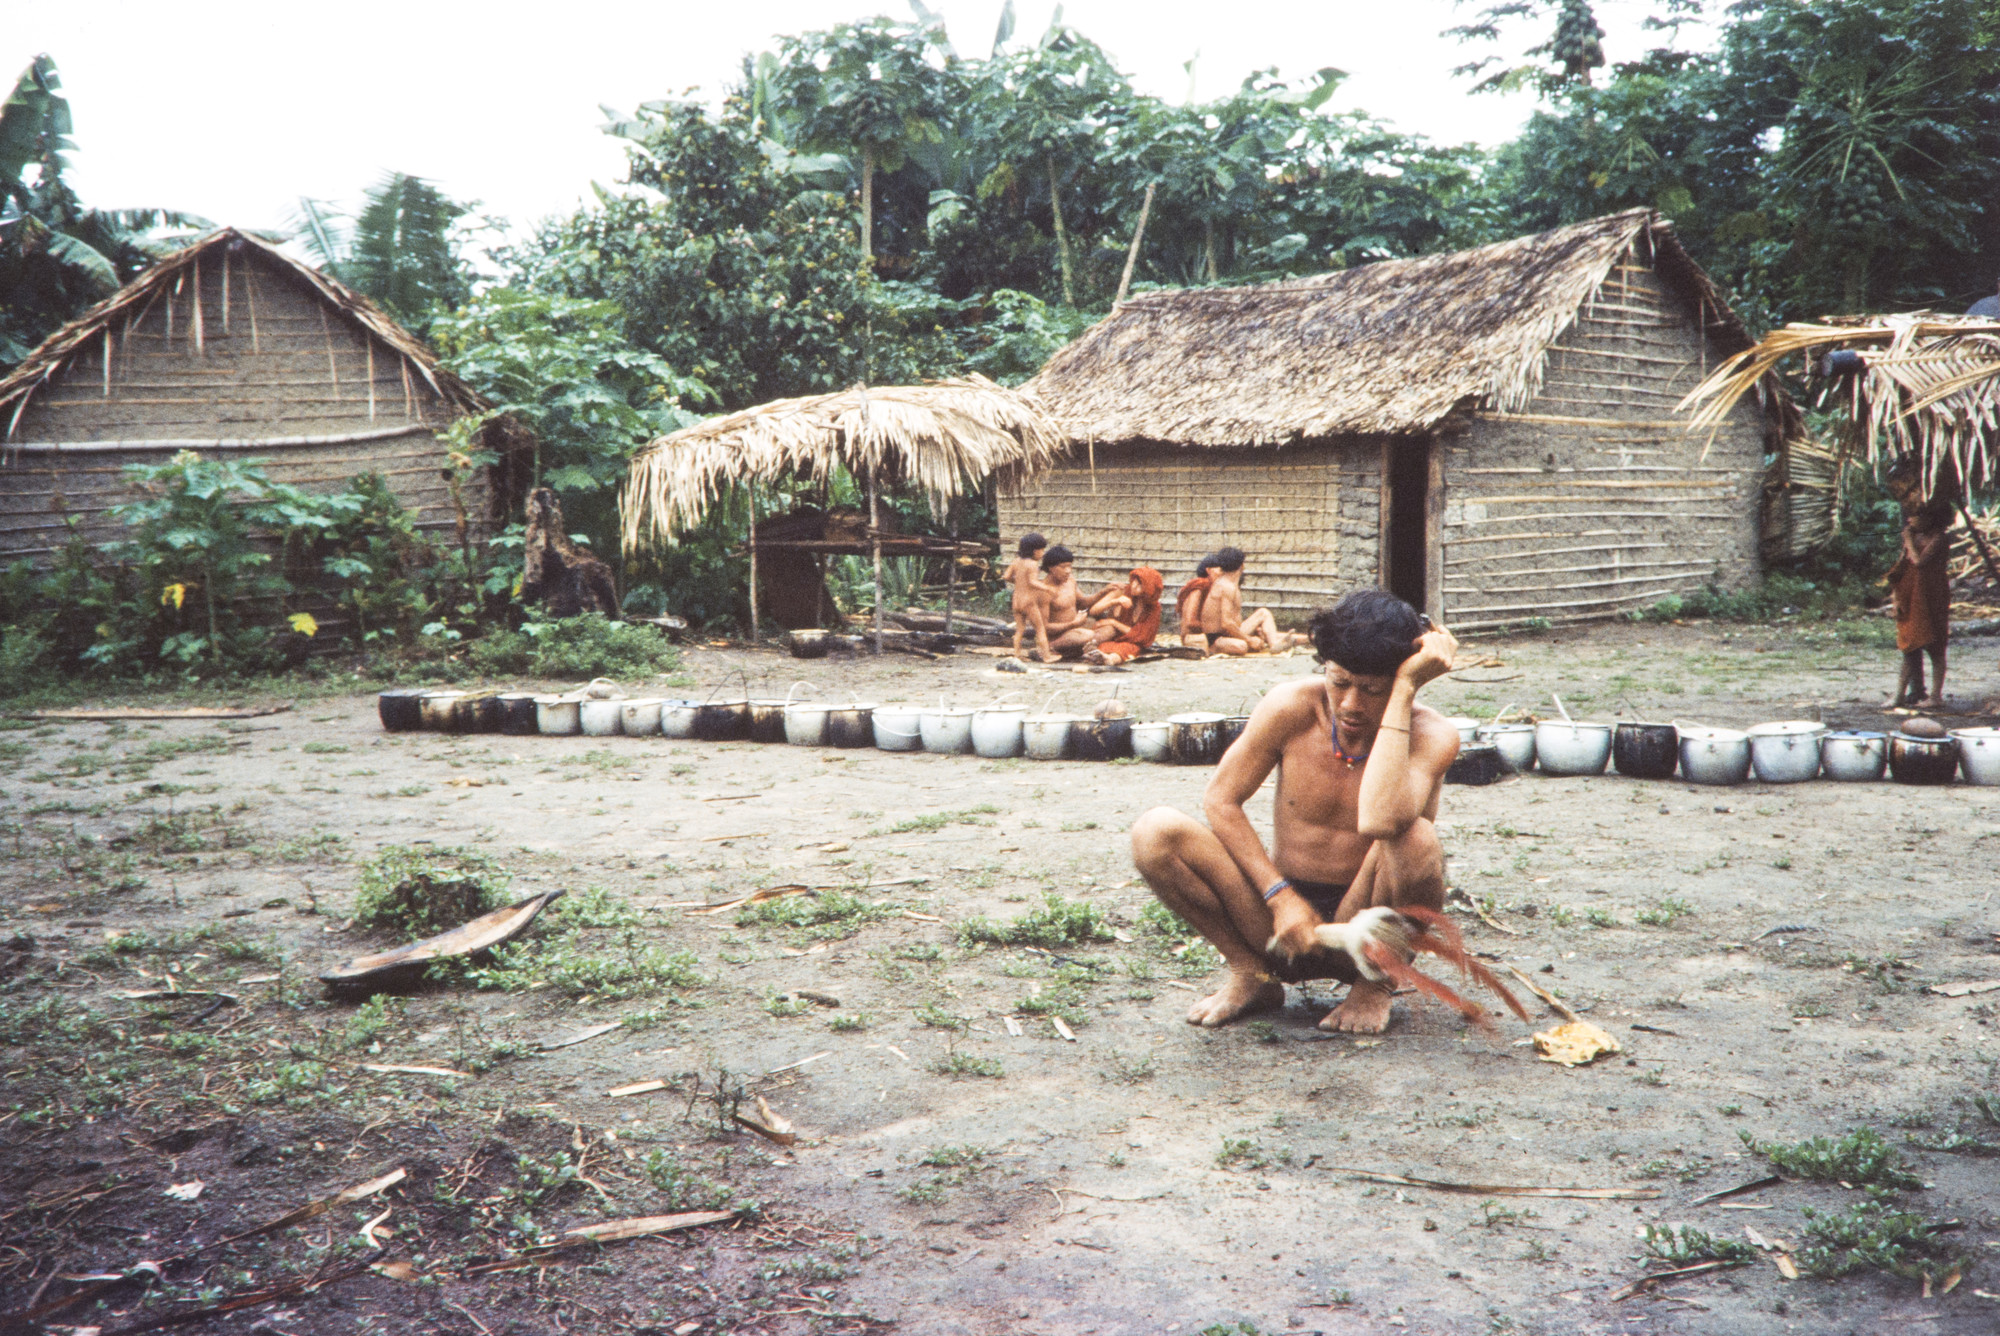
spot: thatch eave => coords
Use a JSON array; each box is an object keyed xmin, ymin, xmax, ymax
[{"xmin": 620, "ymin": 375, "xmax": 1065, "ymax": 548}]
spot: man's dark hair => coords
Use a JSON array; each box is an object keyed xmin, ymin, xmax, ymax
[
  {"xmin": 1040, "ymin": 543, "xmax": 1074, "ymax": 571},
  {"xmin": 1212, "ymin": 546, "xmax": 1245, "ymax": 573},
  {"xmin": 1308, "ymin": 588, "xmax": 1423, "ymax": 676},
  {"xmin": 1017, "ymin": 532, "xmax": 1048, "ymax": 557}
]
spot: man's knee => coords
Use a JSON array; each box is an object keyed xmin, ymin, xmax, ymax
[{"xmin": 1131, "ymin": 806, "xmax": 1198, "ymax": 872}]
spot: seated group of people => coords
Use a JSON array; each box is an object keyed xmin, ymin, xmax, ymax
[{"xmin": 1006, "ymin": 535, "xmax": 1307, "ymax": 664}]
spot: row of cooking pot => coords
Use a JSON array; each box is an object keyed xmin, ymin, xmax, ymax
[
  {"xmin": 1460, "ymin": 717, "xmax": 2000, "ymax": 786},
  {"xmin": 379, "ymin": 688, "xmax": 1245, "ymax": 765}
]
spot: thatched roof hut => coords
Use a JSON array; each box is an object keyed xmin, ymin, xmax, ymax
[
  {"xmin": 0, "ymin": 227, "xmax": 527, "ymax": 577},
  {"xmin": 1007, "ymin": 209, "xmax": 1792, "ymax": 630},
  {"xmin": 620, "ymin": 375, "xmax": 1064, "ymax": 546}
]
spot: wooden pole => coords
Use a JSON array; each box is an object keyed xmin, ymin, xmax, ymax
[
  {"xmin": 747, "ymin": 485, "xmax": 760, "ymax": 644},
  {"xmin": 944, "ymin": 499, "xmax": 958, "ymax": 636},
  {"xmin": 869, "ymin": 469, "xmax": 884, "ymax": 656},
  {"xmin": 1954, "ymin": 500, "xmax": 2000, "ymax": 590},
  {"xmin": 1116, "ymin": 182, "xmax": 1156, "ymax": 304}
]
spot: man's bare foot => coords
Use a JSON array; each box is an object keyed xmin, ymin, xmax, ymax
[
  {"xmin": 1083, "ymin": 647, "xmax": 1109, "ymax": 665},
  {"xmin": 1915, "ymin": 695, "xmax": 1947, "ymax": 711},
  {"xmin": 1317, "ymin": 981, "xmax": 1394, "ymax": 1034},
  {"xmin": 1186, "ymin": 971, "xmax": 1285, "ymax": 1028}
]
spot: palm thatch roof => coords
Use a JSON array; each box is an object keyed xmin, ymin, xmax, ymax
[
  {"xmin": 0, "ymin": 226, "xmax": 488, "ymax": 437},
  {"xmin": 1682, "ymin": 314, "xmax": 2000, "ymax": 495},
  {"xmin": 1026, "ymin": 208, "xmax": 1754, "ymax": 447},
  {"xmin": 621, "ymin": 375, "xmax": 1066, "ymax": 546}
]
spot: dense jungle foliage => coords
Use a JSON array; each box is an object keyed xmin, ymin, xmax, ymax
[{"xmin": 2, "ymin": 0, "xmax": 1996, "ymax": 683}]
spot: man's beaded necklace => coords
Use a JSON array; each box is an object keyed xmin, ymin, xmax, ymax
[{"xmin": 1330, "ymin": 719, "xmax": 1370, "ymax": 769}]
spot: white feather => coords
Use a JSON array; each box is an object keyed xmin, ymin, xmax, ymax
[{"xmin": 1311, "ymin": 907, "xmax": 1408, "ymax": 980}]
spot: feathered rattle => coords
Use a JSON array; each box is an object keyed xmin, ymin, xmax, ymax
[{"xmin": 1309, "ymin": 906, "xmax": 1530, "ymax": 1032}]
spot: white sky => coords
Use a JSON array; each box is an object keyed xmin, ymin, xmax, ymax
[{"xmin": 11, "ymin": 1, "xmax": 1702, "ymax": 240}]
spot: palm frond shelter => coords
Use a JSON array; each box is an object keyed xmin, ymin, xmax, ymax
[
  {"xmin": 1006, "ymin": 209, "xmax": 1791, "ymax": 631},
  {"xmin": 622, "ymin": 375, "xmax": 1066, "ymax": 635},
  {"xmin": 0, "ymin": 227, "xmax": 527, "ymax": 577}
]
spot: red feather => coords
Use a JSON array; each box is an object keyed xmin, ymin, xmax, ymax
[
  {"xmin": 1359, "ymin": 940, "xmax": 1497, "ymax": 1034},
  {"xmin": 1396, "ymin": 906, "xmax": 1532, "ymax": 1023}
]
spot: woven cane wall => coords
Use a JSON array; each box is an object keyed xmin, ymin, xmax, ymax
[
  {"xmin": 996, "ymin": 438, "xmax": 1381, "ymax": 623},
  {"xmin": 1441, "ymin": 256, "xmax": 1766, "ymax": 631}
]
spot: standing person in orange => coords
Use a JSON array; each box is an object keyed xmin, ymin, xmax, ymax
[
  {"xmin": 1084, "ymin": 567, "xmax": 1165, "ymax": 665},
  {"xmin": 1889, "ymin": 499, "xmax": 1953, "ymax": 709}
]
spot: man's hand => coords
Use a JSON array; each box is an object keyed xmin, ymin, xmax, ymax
[
  {"xmin": 1396, "ymin": 622, "xmax": 1460, "ymax": 690},
  {"xmin": 1264, "ymin": 894, "xmax": 1325, "ymax": 962}
]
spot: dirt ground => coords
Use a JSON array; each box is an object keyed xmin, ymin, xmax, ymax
[{"xmin": 3, "ymin": 617, "xmax": 1998, "ymax": 1336}]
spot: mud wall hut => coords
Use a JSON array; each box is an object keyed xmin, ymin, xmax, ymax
[
  {"xmin": 1004, "ymin": 209, "xmax": 1789, "ymax": 630},
  {"xmin": 0, "ymin": 228, "xmax": 526, "ymax": 583}
]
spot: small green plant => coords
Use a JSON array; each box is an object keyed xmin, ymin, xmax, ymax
[
  {"xmin": 1246, "ymin": 1020, "xmax": 1279, "ymax": 1044},
  {"xmin": 1547, "ymin": 904, "xmax": 1576, "ymax": 928},
  {"xmin": 353, "ymin": 844, "xmax": 507, "ymax": 935},
  {"xmin": 959, "ymin": 892, "xmax": 1114, "ymax": 949},
  {"xmin": 1797, "ymin": 1197, "xmax": 1968, "ymax": 1282},
  {"xmin": 1741, "ymin": 1127, "xmax": 1923, "ymax": 1190},
  {"xmin": 1842, "ymin": 954, "xmax": 1912, "ymax": 993},
  {"xmin": 931, "ymin": 1049, "xmax": 1003, "ymax": 1078},
  {"xmin": 1100, "ymin": 1051, "xmax": 1156, "ymax": 1084},
  {"xmin": 885, "ymin": 805, "xmax": 998, "ymax": 835},
  {"xmin": 1634, "ymin": 896, "xmax": 1693, "ymax": 928},
  {"xmin": 894, "ymin": 942, "xmax": 944, "ymax": 962},
  {"xmin": 737, "ymin": 889, "xmax": 894, "ymax": 939},
  {"xmin": 344, "ymin": 995, "xmax": 401, "ymax": 1050},
  {"xmin": 915, "ymin": 1002, "xmax": 969, "ymax": 1031},
  {"xmin": 1215, "ymin": 1137, "xmax": 1290, "ymax": 1172},
  {"xmin": 765, "ymin": 992, "xmax": 811, "ymax": 1018},
  {"xmin": 829, "ymin": 1012, "xmax": 871, "ymax": 1032},
  {"xmin": 468, "ymin": 614, "xmax": 682, "ymax": 679},
  {"xmin": 1586, "ymin": 908, "xmax": 1619, "ymax": 928},
  {"xmin": 1477, "ymin": 1200, "xmax": 1540, "ymax": 1229},
  {"xmin": 644, "ymin": 1150, "xmax": 732, "ymax": 1211},
  {"xmin": 466, "ymin": 930, "xmax": 701, "ymax": 999}
]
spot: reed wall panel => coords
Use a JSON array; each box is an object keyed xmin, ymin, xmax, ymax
[
  {"xmin": 1, "ymin": 248, "xmax": 487, "ymax": 566},
  {"xmin": 1442, "ymin": 261, "xmax": 1766, "ymax": 630},
  {"xmin": 998, "ymin": 438, "xmax": 1376, "ymax": 621}
]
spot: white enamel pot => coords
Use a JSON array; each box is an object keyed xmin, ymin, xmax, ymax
[
  {"xmin": 1679, "ymin": 725, "xmax": 1751, "ymax": 786},
  {"xmin": 1131, "ymin": 721, "xmax": 1171, "ymax": 762},
  {"xmin": 618, "ymin": 698, "xmax": 663, "ymax": 736},
  {"xmin": 579, "ymin": 698, "xmax": 624, "ymax": 736},
  {"xmin": 1952, "ymin": 727, "xmax": 2000, "ymax": 786},
  {"xmin": 919, "ymin": 706, "xmax": 976, "ymax": 755},
  {"xmin": 1446, "ymin": 716, "xmax": 1481, "ymax": 746},
  {"xmin": 1534, "ymin": 720, "xmax": 1612, "ymax": 776},
  {"xmin": 971, "ymin": 707, "xmax": 1026, "ymax": 758},
  {"xmin": 1820, "ymin": 731, "xmax": 1887, "ymax": 782},
  {"xmin": 872, "ymin": 704, "xmax": 925, "ymax": 752},
  {"xmin": 535, "ymin": 694, "xmax": 582, "ymax": 735},
  {"xmin": 660, "ymin": 700, "xmax": 700, "ymax": 739},
  {"xmin": 1022, "ymin": 714, "xmax": 1075, "ymax": 760},
  {"xmin": 1746, "ymin": 720, "xmax": 1825, "ymax": 784},
  {"xmin": 1475, "ymin": 723, "xmax": 1536, "ymax": 773},
  {"xmin": 784, "ymin": 702, "xmax": 831, "ymax": 747}
]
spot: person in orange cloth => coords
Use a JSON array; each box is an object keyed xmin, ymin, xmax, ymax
[
  {"xmin": 1889, "ymin": 499, "xmax": 1953, "ymax": 709},
  {"xmin": 1085, "ymin": 567, "xmax": 1165, "ymax": 665}
]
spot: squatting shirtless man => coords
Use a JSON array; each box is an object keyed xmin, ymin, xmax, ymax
[{"xmin": 1131, "ymin": 589, "xmax": 1459, "ymax": 1034}]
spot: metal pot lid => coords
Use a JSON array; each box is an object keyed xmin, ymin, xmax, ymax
[
  {"xmin": 1893, "ymin": 732, "xmax": 1956, "ymax": 745},
  {"xmin": 1538, "ymin": 719, "xmax": 1611, "ymax": 732},
  {"xmin": 922, "ymin": 707, "xmax": 976, "ymax": 718},
  {"xmin": 1949, "ymin": 726, "xmax": 2000, "ymax": 738},
  {"xmin": 1684, "ymin": 728, "xmax": 1748, "ymax": 742},
  {"xmin": 785, "ymin": 701, "xmax": 833, "ymax": 713},
  {"xmin": 1167, "ymin": 712, "xmax": 1225, "ymax": 723},
  {"xmin": 1746, "ymin": 720, "xmax": 1827, "ymax": 736},
  {"xmin": 1615, "ymin": 720, "xmax": 1676, "ymax": 730},
  {"xmin": 1825, "ymin": 730, "xmax": 1885, "ymax": 739}
]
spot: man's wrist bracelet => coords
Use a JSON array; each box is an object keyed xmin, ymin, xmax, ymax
[
  {"xmin": 1378, "ymin": 723, "xmax": 1409, "ymax": 732},
  {"xmin": 1262, "ymin": 877, "xmax": 1293, "ymax": 902}
]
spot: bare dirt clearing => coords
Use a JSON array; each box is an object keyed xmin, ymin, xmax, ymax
[{"xmin": 3, "ymin": 620, "xmax": 1998, "ymax": 1335}]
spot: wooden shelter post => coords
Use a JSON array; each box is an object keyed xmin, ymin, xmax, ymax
[
  {"xmin": 868, "ymin": 469, "xmax": 885, "ymax": 655},
  {"xmin": 944, "ymin": 499, "xmax": 958, "ymax": 635},
  {"xmin": 746, "ymin": 484, "xmax": 760, "ymax": 644}
]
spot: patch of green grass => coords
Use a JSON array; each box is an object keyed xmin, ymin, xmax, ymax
[
  {"xmin": 1904, "ymin": 1131, "xmax": 2000, "ymax": 1156},
  {"xmin": 958, "ymin": 892, "xmax": 1113, "ymax": 949},
  {"xmin": 343, "ymin": 995, "xmax": 401, "ymax": 1050},
  {"xmin": 1547, "ymin": 904, "xmax": 1576, "ymax": 928},
  {"xmin": 736, "ymin": 889, "xmax": 895, "ymax": 939},
  {"xmin": 765, "ymin": 992, "xmax": 811, "ymax": 1018},
  {"xmin": 467, "ymin": 930, "xmax": 701, "ymax": 1000},
  {"xmin": 931, "ymin": 1049, "xmax": 1003, "ymax": 1079},
  {"xmin": 884, "ymin": 805, "xmax": 999, "ymax": 835},
  {"xmin": 894, "ymin": 943, "xmax": 945, "ymax": 962},
  {"xmin": 1100, "ymin": 1051, "xmax": 1156, "ymax": 1084},
  {"xmin": 1798, "ymin": 1197, "xmax": 1968, "ymax": 1282},
  {"xmin": 299, "ymin": 741, "xmax": 349, "ymax": 754},
  {"xmin": 914, "ymin": 1002, "xmax": 968, "ymax": 1031},
  {"xmin": 1634, "ymin": 896, "xmax": 1694, "ymax": 928},
  {"xmin": 1741, "ymin": 1127, "xmax": 1923, "ymax": 1190},
  {"xmin": 829, "ymin": 1013, "xmax": 871, "ymax": 1032},
  {"xmin": 1586, "ymin": 908, "xmax": 1619, "ymax": 928},
  {"xmin": 547, "ymin": 885, "xmax": 643, "ymax": 929},
  {"xmin": 1644, "ymin": 1224, "xmax": 1757, "ymax": 1265},
  {"xmin": 1215, "ymin": 1136, "xmax": 1290, "ymax": 1172},
  {"xmin": 1842, "ymin": 954, "xmax": 1913, "ymax": 993},
  {"xmin": 644, "ymin": 1150, "xmax": 733, "ymax": 1211},
  {"xmin": 353, "ymin": 844, "xmax": 508, "ymax": 935}
]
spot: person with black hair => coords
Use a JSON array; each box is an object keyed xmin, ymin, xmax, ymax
[
  {"xmin": 1005, "ymin": 533, "xmax": 1054, "ymax": 662},
  {"xmin": 1194, "ymin": 547, "xmax": 1308, "ymax": 655},
  {"xmin": 1131, "ymin": 588, "xmax": 1460, "ymax": 1034},
  {"xmin": 1037, "ymin": 544, "xmax": 1098, "ymax": 658}
]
